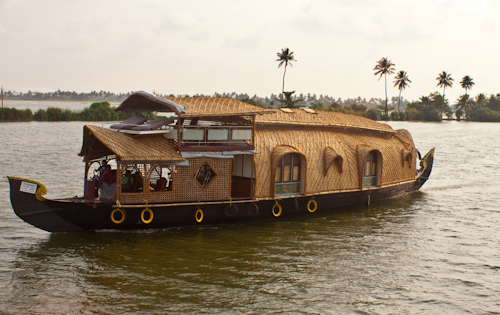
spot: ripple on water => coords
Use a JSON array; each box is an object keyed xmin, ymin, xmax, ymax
[{"xmin": 1, "ymin": 121, "xmax": 500, "ymax": 314}]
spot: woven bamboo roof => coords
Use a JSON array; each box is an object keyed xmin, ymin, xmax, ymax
[
  {"xmin": 79, "ymin": 125, "xmax": 184, "ymax": 163},
  {"xmin": 116, "ymin": 92, "xmax": 273, "ymax": 117},
  {"xmin": 255, "ymin": 108, "xmax": 395, "ymax": 133},
  {"xmin": 117, "ymin": 92, "xmax": 395, "ymax": 133},
  {"xmin": 165, "ymin": 97, "xmax": 273, "ymax": 118}
]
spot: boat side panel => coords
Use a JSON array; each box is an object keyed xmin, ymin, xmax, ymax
[{"xmin": 9, "ymin": 176, "xmax": 420, "ymax": 232}]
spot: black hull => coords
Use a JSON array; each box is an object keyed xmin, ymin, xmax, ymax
[{"xmin": 8, "ymin": 149, "xmax": 434, "ymax": 233}]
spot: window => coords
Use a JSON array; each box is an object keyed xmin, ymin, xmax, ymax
[
  {"xmin": 121, "ymin": 165, "xmax": 143, "ymax": 193},
  {"xmin": 363, "ymin": 151, "xmax": 378, "ymax": 188},
  {"xmin": 194, "ymin": 161, "xmax": 217, "ymax": 189},
  {"xmin": 275, "ymin": 153, "xmax": 301, "ymax": 195},
  {"xmin": 149, "ymin": 165, "xmax": 173, "ymax": 192}
]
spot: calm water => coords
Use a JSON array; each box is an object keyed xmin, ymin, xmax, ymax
[{"xmin": 1, "ymin": 113, "xmax": 500, "ymax": 314}]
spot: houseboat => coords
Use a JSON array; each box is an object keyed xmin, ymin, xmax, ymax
[{"xmin": 8, "ymin": 91, "xmax": 434, "ymax": 232}]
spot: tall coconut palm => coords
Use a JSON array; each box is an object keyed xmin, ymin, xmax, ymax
[
  {"xmin": 436, "ymin": 71, "xmax": 453, "ymax": 117},
  {"xmin": 460, "ymin": 75, "xmax": 475, "ymax": 96},
  {"xmin": 276, "ymin": 48, "xmax": 296, "ymax": 99},
  {"xmin": 436, "ymin": 71, "xmax": 454, "ymax": 101},
  {"xmin": 373, "ymin": 57, "xmax": 396, "ymax": 115},
  {"xmin": 393, "ymin": 70, "xmax": 411, "ymax": 112}
]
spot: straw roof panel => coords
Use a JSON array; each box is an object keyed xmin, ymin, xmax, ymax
[
  {"xmin": 253, "ymin": 126, "xmax": 417, "ymax": 198},
  {"xmin": 255, "ymin": 108, "xmax": 395, "ymax": 133},
  {"xmin": 164, "ymin": 97, "xmax": 273, "ymax": 117},
  {"xmin": 79, "ymin": 125, "xmax": 184, "ymax": 163}
]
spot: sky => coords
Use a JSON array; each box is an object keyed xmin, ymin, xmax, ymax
[{"xmin": 1, "ymin": 0, "xmax": 499, "ymax": 104}]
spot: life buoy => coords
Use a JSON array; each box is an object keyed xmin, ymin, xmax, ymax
[
  {"xmin": 272, "ymin": 202, "xmax": 282, "ymax": 217},
  {"xmin": 247, "ymin": 203, "xmax": 259, "ymax": 217},
  {"xmin": 141, "ymin": 208, "xmax": 154, "ymax": 224},
  {"xmin": 111, "ymin": 208, "xmax": 126, "ymax": 224},
  {"xmin": 307, "ymin": 199, "xmax": 318, "ymax": 213},
  {"xmin": 224, "ymin": 204, "xmax": 238, "ymax": 217},
  {"xmin": 195, "ymin": 208, "xmax": 204, "ymax": 223}
]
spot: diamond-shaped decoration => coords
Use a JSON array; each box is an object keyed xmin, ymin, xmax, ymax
[{"xmin": 194, "ymin": 162, "xmax": 217, "ymax": 188}]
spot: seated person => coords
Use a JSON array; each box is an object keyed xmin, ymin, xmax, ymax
[
  {"xmin": 133, "ymin": 171, "xmax": 143, "ymax": 191},
  {"xmin": 100, "ymin": 168, "xmax": 116, "ymax": 200},
  {"xmin": 154, "ymin": 177, "xmax": 167, "ymax": 191},
  {"xmin": 121, "ymin": 170, "xmax": 135, "ymax": 192}
]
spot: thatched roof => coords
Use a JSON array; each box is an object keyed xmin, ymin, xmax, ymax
[
  {"xmin": 166, "ymin": 97, "xmax": 273, "ymax": 118},
  {"xmin": 116, "ymin": 92, "xmax": 272, "ymax": 117},
  {"xmin": 255, "ymin": 107, "xmax": 395, "ymax": 133},
  {"xmin": 116, "ymin": 92, "xmax": 395, "ymax": 134},
  {"xmin": 79, "ymin": 125, "xmax": 184, "ymax": 163}
]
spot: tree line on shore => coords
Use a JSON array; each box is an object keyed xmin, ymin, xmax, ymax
[
  {"xmin": 2, "ymin": 91, "xmax": 500, "ymax": 122},
  {"xmin": 2, "ymin": 58, "xmax": 500, "ymax": 123},
  {"xmin": 0, "ymin": 102, "xmax": 156, "ymax": 122}
]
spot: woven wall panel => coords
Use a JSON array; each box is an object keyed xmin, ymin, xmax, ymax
[
  {"xmin": 117, "ymin": 158, "xmax": 231, "ymax": 204},
  {"xmin": 253, "ymin": 126, "xmax": 417, "ymax": 198}
]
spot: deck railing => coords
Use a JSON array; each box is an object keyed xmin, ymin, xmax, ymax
[{"xmin": 180, "ymin": 125, "xmax": 253, "ymax": 147}]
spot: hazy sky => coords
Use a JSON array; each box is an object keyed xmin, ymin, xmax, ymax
[{"xmin": 1, "ymin": 0, "xmax": 499, "ymax": 103}]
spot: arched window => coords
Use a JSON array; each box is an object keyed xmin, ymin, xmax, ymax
[
  {"xmin": 363, "ymin": 151, "xmax": 378, "ymax": 188},
  {"xmin": 275, "ymin": 153, "xmax": 301, "ymax": 195}
]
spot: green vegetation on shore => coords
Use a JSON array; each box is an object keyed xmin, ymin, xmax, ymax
[
  {"xmin": 2, "ymin": 78, "xmax": 500, "ymax": 122},
  {"xmin": 0, "ymin": 102, "xmax": 156, "ymax": 122}
]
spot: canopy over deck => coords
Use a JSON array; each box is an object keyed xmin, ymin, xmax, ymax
[
  {"xmin": 79, "ymin": 125, "xmax": 184, "ymax": 163},
  {"xmin": 115, "ymin": 91, "xmax": 187, "ymax": 114}
]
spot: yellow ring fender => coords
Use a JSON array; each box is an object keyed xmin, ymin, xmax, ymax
[
  {"xmin": 111, "ymin": 208, "xmax": 126, "ymax": 224},
  {"xmin": 195, "ymin": 208, "xmax": 204, "ymax": 223},
  {"xmin": 141, "ymin": 208, "xmax": 154, "ymax": 224},
  {"xmin": 272, "ymin": 201, "xmax": 282, "ymax": 217},
  {"xmin": 307, "ymin": 199, "xmax": 318, "ymax": 213}
]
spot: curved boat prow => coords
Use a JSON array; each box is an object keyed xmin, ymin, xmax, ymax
[
  {"xmin": 7, "ymin": 176, "xmax": 83, "ymax": 232},
  {"xmin": 413, "ymin": 147, "xmax": 435, "ymax": 191}
]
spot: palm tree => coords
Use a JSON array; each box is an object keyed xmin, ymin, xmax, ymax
[
  {"xmin": 276, "ymin": 48, "xmax": 296, "ymax": 99},
  {"xmin": 436, "ymin": 71, "xmax": 454, "ymax": 102},
  {"xmin": 460, "ymin": 75, "xmax": 475, "ymax": 96},
  {"xmin": 373, "ymin": 57, "xmax": 396, "ymax": 116},
  {"xmin": 456, "ymin": 94, "xmax": 471, "ymax": 119},
  {"xmin": 393, "ymin": 70, "xmax": 411, "ymax": 112},
  {"xmin": 436, "ymin": 72, "xmax": 453, "ymax": 118}
]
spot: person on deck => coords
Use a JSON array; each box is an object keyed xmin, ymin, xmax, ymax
[
  {"xmin": 100, "ymin": 167, "xmax": 116, "ymax": 200},
  {"xmin": 121, "ymin": 170, "xmax": 135, "ymax": 192},
  {"xmin": 97, "ymin": 160, "xmax": 108, "ymax": 182}
]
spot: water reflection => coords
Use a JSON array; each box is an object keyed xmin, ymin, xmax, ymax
[{"xmin": 6, "ymin": 200, "xmax": 422, "ymax": 314}]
